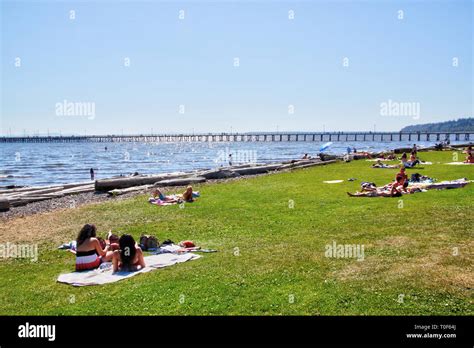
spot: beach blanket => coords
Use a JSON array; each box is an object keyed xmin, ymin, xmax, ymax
[
  {"xmin": 323, "ymin": 180, "xmax": 344, "ymax": 184},
  {"xmin": 149, "ymin": 198, "xmax": 178, "ymax": 206},
  {"xmin": 445, "ymin": 162, "xmax": 474, "ymax": 165},
  {"xmin": 57, "ymin": 253, "xmax": 201, "ymax": 286},
  {"xmin": 348, "ymin": 179, "xmax": 470, "ymax": 198},
  {"xmin": 372, "ymin": 164, "xmax": 399, "ymax": 169},
  {"xmin": 421, "ymin": 179, "xmax": 470, "ymax": 190},
  {"xmin": 152, "ymin": 244, "xmax": 218, "ymax": 254}
]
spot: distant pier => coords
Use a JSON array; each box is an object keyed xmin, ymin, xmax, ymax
[{"xmin": 0, "ymin": 131, "xmax": 472, "ymax": 143}]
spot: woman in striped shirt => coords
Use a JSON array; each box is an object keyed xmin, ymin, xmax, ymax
[{"xmin": 75, "ymin": 224, "xmax": 114, "ymax": 271}]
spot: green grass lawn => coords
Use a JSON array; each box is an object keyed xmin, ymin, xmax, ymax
[{"xmin": 0, "ymin": 151, "xmax": 472, "ymax": 315}]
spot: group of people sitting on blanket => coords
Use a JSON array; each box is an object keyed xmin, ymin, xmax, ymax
[
  {"xmin": 371, "ymin": 151, "xmax": 420, "ymax": 169},
  {"xmin": 75, "ymin": 224, "xmax": 145, "ymax": 273},
  {"xmin": 348, "ymin": 166, "xmax": 424, "ymax": 197},
  {"xmin": 400, "ymin": 151, "xmax": 421, "ymax": 168}
]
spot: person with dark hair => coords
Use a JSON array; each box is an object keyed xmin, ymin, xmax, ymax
[
  {"xmin": 390, "ymin": 167, "xmax": 408, "ymax": 196},
  {"xmin": 400, "ymin": 152, "xmax": 408, "ymax": 165},
  {"xmin": 90, "ymin": 168, "xmax": 95, "ymax": 181},
  {"xmin": 465, "ymin": 146, "xmax": 473, "ymax": 163},
  {"xmin": 112, "ymin": 234, "xmax": 145, "ymax": 272},
  {"xmin": 75, "ymin": 224, "xmax": 114, "ymax": 271}
]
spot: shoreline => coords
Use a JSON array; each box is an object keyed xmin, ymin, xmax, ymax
[
  {"xmin": 0, "ymin": 171, "xmax": 284, "ymax": 221},
  {"xmin": 1, "ymin": 144, "xmax": 472, "ymax": 220}
]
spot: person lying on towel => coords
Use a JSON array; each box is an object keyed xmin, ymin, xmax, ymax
[
  {"xmin": 151, "ymin": 188, "xmax": 181, "ymax": 203},
  {"xmin": 151, "ymin": 186, "xmax": 200, "ymax": 203},
  {"xmin": 112, "ymin": 234, "xmax": 146, "ymax": 272},
  {"xmin": 76, "ymin": 224, "xmax": 115, "ymax": 271}
]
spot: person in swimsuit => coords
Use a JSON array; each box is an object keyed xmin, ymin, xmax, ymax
[
  {"xmin": 372, "ymin": 160, "xmax": 387, "ymax": 168},
  {"xmin": 390, "ymin": 167, "xmax": 408, "ymax": 196},
  {"xmin": 403, "ymin": 151, "xmax": 421, "ymax": 167},
  {"xmin": 182, "ymin": 186, "xmax": 194, "ymax": 202},
  {"xmin": 112, "ymin": 234, "xmax": 146, "ymax": 272},
  {"xmin": 151, "ymin": 188, "xmax": 180, "ymax": 203},
  {"xmin": 400, "ymin": 152, "xmax": 408, "ymax": 165},
  {"xmin": 465, "ymin": 146, "xmax": 473, "ymax": 163},
  {"xmin": 75, "ymin": 224, "xmax": 114, "ymax": 271}
]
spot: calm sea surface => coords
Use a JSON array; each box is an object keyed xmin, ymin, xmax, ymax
[{"xmin": 0, "ymin": 140, "xmax": 460, "ymax": 186}]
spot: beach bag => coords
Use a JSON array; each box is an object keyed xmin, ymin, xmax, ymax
[
  {"xmin": 411, "ymin": 173, "xmax": 421, "ymax": 182},
  {"xmin": 161, "ymin": 239, "xmax": 174, "ymax": 246},
  {"xmin": 139, "ymin": 235, "xmax": 159, "ymax": 251}
]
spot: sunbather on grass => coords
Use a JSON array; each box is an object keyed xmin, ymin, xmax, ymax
[
  {"xmin": 151, "ymin": 188, "xmax": 180, "ymax": 203},
  {"xmin": 400, "ymin": 151, "xmax": 420, "ymax": 168},
  {"xmin": 464, "ymin": 146, "xmax": 474, "ymax": 163},
  {"xmin": 390, "ymin": 167, "xmax": 408, "ymax": 196},
  {"xmin": 347, "ymin": 190, "xmax": 397, "ymax": 197},
  {"xmin": 151, "ymin": 186, "xmax": 199, "ymax": 203},
  {"xmin": 75, "ymin": 224, "xmax": 114, "ymax": 271},
  {"xmin": 371, "ymin": 160, "xmax": 399, "ymax": 169},
  {"xmin": 112, "ymin": 234, "xmax": 146, "ymax": 272},
  {"xmin": 182, "ymin": 186, "xmax": 194, "ymax": 202}
]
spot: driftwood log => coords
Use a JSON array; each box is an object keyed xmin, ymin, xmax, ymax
[
  {"xmin": 231, "ymin": 164, "xmax": 282, "ymax": 176},
  {"xmin": 199, "ymin": 169, "xmax": 240, "ymax": 179},
  {"xmin": 60, "ymin": 185, "xmax": 95, "ymax": 196},
  {"xmin": 95, "ymin": 173, "xmax": 192, "ymax": 191}
]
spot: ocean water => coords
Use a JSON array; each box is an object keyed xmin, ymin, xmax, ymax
[{"xmin": 0, "ymin": 140, "xmax": 461, "ymax": 186}]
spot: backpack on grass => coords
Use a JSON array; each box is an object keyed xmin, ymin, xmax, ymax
[{"xmin": 139, "ymin": 235, "xmax": 159, "ymax": 251}]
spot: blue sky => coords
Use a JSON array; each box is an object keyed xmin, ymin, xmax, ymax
[{"xmin": 1, "ymin": 0, "xmax": 472, "ymax": 135}]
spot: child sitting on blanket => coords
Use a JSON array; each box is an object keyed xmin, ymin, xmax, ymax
[{"xmin": 112, "ymin": 234, "xmax": 146, "ymax": 272}]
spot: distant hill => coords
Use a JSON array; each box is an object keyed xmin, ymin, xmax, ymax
[{"xmin": 401, "ymin": 118, "xmax": 474, "ymax": 132}]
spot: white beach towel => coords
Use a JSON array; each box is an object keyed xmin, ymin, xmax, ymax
[
  {"xmin": 445, "ymin": 162, "xmax": 474, "ymax": 165},
  {"xmin": 57, "ymin": 253, "xmax": 201, "ymax": 286}
]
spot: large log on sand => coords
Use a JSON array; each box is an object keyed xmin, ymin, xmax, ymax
[
  {"xmin": 95, "ymin": 173, "xmax": 192, "ymax": 191},
  {"xmin": 60, "ymin": 185, "xmax": 95, "ymax": 196},
  {"xmin": 154, "ymin": 176, "xmax": 207, "ymax": 187},
  {"xmin": 231, "ymin": 164, "xmax": 282, "ymax": 176},
  {"xmin": 199, "ymin": 169, "xmax": 240, "ymax": 179},
  {"xmin": 393, "ymin": 147, "xmax": 413, "ymax": 154},
  {"xmin": 0, "ymin": 186, "xmax": 64, "ymax": 199},
  {"xmin": 9, "ymin": 195, "xmax": 61, "ymax": 207},
  {"xmin": 0, "ymin": 198, "xmax": 10, "ymax": 211},
  {"xmin": 279, "ymin": 160, "xmax": 336, "ymax": 170},
  {"xmin": 0, "ymin": 185, "xmax": 62, "ymax": 195}
]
